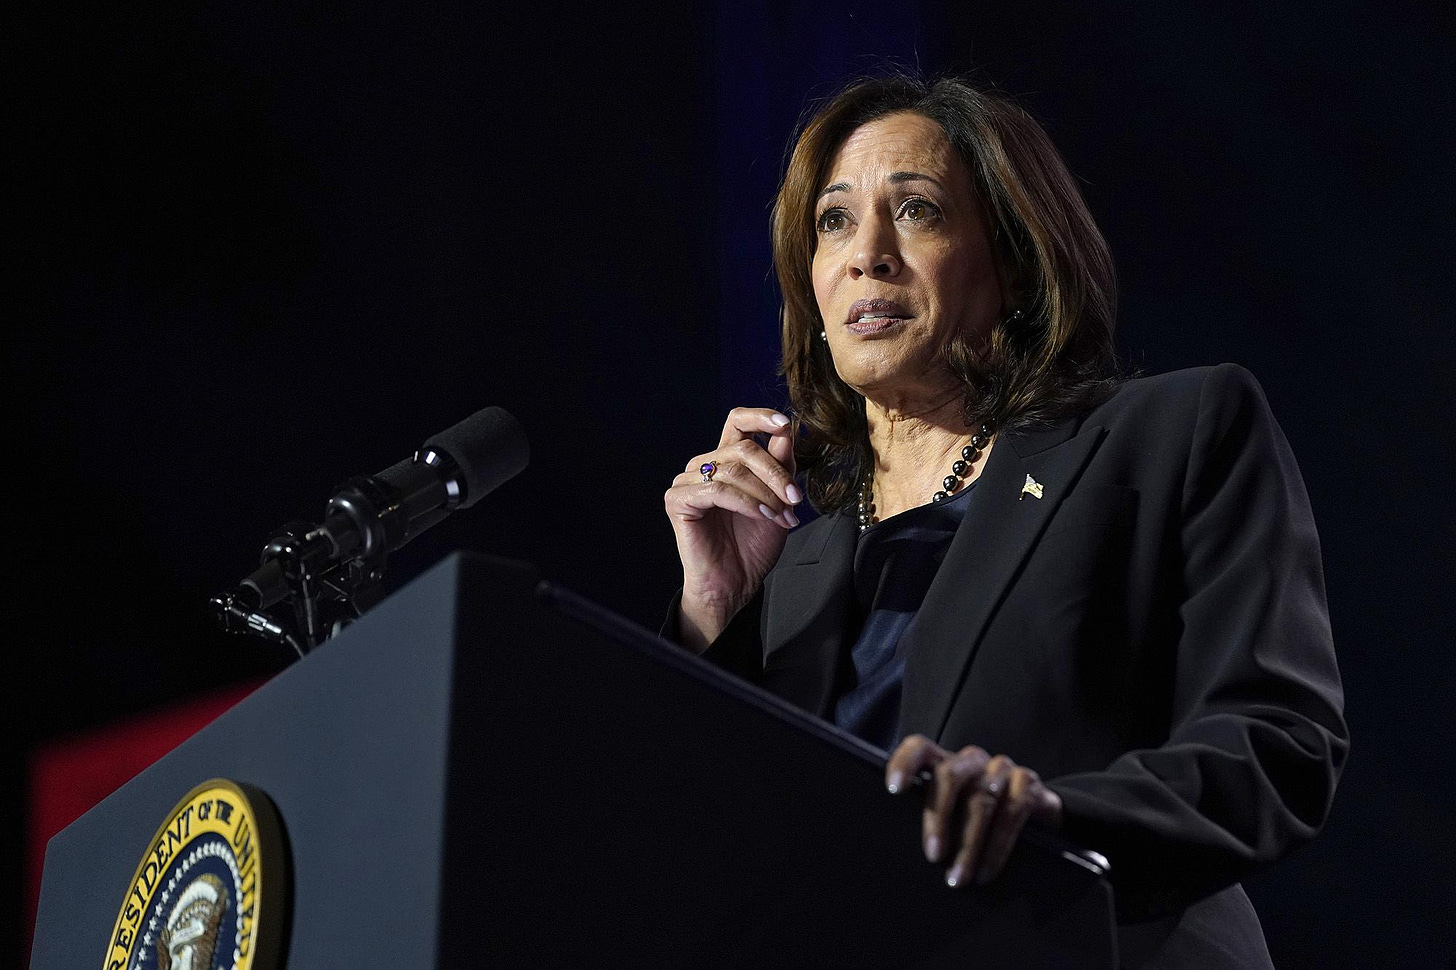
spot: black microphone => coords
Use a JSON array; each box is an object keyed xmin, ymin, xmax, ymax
[{"xmin": 234, "ymin": 406, "xmax": 529, "ymax": 612}]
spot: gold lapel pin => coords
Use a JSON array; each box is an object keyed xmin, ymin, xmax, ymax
[{"xmin": 1020, "ymin": 474, "xmax": 1044, "ymax": 501}]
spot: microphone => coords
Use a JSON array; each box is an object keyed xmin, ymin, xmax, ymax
[{"xmin": 228, "ymin": 406, "xmax": 529, "ymax": 614}]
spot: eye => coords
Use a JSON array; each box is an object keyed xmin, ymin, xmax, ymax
[
  {"xmin": 899, "ymin": 198, "xmax": 940, "ymax": 221},
  {"xmin": 816, "ymin": 208, "xmax": 848, "ymax": 233}
]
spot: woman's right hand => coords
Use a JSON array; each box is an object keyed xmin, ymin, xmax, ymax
[{"xmin": 664, "ymin": 407, "xmax": 802, "ymax": 651}]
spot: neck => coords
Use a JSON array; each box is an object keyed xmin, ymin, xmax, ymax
[{"xmin": 864, "ymin": 388, "xmax": 990, "ymax": 520}]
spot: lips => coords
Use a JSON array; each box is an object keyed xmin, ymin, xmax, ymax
[
  {"xmin": 847, "ymin": 298, "xmax": 913, "ymax": 324},
  {"xmin": 844, "ymin": 298, "xmax": 912, "ymax": 336}
]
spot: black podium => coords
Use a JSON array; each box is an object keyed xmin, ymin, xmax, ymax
[{"xmin": 31, "ymin": 553, "xmax": 1116, "ymax": 967}]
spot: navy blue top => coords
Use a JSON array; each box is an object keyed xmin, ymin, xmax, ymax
[{"xmin": 832, "ymin": 479, "xmax": 979, "ymax": 751}]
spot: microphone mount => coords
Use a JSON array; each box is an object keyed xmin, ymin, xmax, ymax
[
  {"xmin": 211, "ymin": 447, "xmax": 471, "ymax": 655},
  {"xmin": 212, "ymin": 405, "xmax": 527, "ymax": 656}
]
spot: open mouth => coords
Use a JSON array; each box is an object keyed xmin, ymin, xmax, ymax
[
  {"xmin": 846, "ymin": 299, "xmax": 912, "ymax": 335},
  {"xmin": 846, "ymin": 316, "xmax": 907, "ymax": 335}
]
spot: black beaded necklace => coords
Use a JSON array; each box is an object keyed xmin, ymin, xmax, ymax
[{"xmin": 857, "ymin": 423, "xmax": 994, "ymax": 532}]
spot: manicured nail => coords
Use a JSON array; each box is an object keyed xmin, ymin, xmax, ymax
[
  {"xmin": 946, "ymin": 871, "xmax": 961, "ymax": 888},
  {"xmin": 925, "ymin": 835, "xmax": 941, "ymax": 863},
  {"xmin": 886, "ymin": 770, "xmax": 903, "ymax": 793},
  {"xmin": 786, "ymin": 483, "xmax": 803, "ymax": 504},
  {"xmin": 759, "ymin": 503, "xmax": 776, "ymax": 520},
  {"xmin": 770, "ymin": 413, "xmax": 790, "ymax": 427},
  {"xmin": 783, "ymin": 509, "xmax": 800, "ymax": 528}
]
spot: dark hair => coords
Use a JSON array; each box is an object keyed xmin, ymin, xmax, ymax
[{"xmin": 773, "ymin": 74, "xmax": 1125, "ymax": 513}]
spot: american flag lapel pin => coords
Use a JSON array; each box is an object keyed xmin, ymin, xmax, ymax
[{"xmin": 1020, "ymin": 474, "xmax": 1044, "ymax": 501}]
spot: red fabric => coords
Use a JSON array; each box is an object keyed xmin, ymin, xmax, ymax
[{"xmin": 24, "ymin": 680, "xmax": 265, "ymax": 952}]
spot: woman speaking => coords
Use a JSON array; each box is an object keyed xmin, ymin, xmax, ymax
[{"xmin": 663, "ymin": 75, "xmax": 1347, "ymax": 967}]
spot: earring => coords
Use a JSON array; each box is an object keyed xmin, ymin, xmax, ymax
[
  {"xmin": 819, "ymin": 330, "xmax": 828, "ymax": 341},
  {"xmin": 1004, "ymin": 308, "xmax": 1026, "ymax": 323}
]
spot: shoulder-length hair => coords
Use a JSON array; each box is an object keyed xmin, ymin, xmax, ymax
[{"xmin": 774, "ymin": 74, "xmax": 1123, "ymax": 513}]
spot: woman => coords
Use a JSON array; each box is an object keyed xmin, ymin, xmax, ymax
[{"xmin": 663, "ymin": 75, "xmax": 1346, "ymax": 967}]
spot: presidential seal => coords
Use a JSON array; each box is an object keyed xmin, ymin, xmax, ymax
[{"xmin": 104, "ymin": 780, "xmax": 286, "ymax": 970}]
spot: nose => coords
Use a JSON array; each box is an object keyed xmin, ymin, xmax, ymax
[{"xmin": 847, "ymin": 214, "xmax": 902, "ymax": 280}]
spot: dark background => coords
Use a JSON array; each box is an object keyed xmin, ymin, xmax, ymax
[{"xmin": 10, "ymin": 0, "xmax": 1454, "ymax": 965}]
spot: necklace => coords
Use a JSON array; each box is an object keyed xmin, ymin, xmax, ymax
[{"xmin": 857, "ymin": 422, "xmax": 994, "ymax": 532}]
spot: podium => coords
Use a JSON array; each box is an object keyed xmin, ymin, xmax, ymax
[{"xmin": 31, "ymin": 553, "xmax": 1117, "ymax": 967}]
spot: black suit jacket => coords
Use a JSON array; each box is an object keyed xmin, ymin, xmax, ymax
[{"xmin": 672, "ymin": 364, "xmax": 1348, "ymax": 968}]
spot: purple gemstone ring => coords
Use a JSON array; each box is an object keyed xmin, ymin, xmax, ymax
[{"xmin": 700, "ymin": 461, "xmax": 717, "ymax": 483}]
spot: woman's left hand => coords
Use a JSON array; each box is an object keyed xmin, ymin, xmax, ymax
[{"xmin": 886, "ymin": 735, "xmax": 1064, "ymax": 887}]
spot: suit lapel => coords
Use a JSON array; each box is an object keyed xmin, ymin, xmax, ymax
[
  {"xmin": 759, "ymin": 510, "xmax": 857, "ymax": 717},
  {"xmin": 898, "ymin": 417, "xmax": 1109, "ymax": 744}
]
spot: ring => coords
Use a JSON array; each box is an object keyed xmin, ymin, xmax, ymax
[{"xmin": 700, "ymin": 461, "xmax": 717, "ymax": 483}]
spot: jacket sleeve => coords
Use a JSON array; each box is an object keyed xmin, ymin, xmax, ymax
[{"xmin": 1046, "ymin": 363, "xmax": 1349, "ymax": 921}]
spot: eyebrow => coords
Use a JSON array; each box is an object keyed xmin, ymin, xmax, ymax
[
  {"xmin": 816, "ymin": 171, "xmax": 945, "ymax": 202},
  {"xmin": 887, "ymin": 171, "xmax": 944, "ymax": 190}
]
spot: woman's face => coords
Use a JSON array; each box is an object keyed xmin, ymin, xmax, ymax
[{"xmin": 811, "ymin": 112, "xmax": 1002, "ymax": 404}]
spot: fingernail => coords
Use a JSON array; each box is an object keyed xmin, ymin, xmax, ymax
[
  {"xmin": 770, "ymin": 413, "xmax": 790, "ymax": 427},
  {"xmin": 786, "ymin": 483, "xmax": 803, "ymax": 504},
  {"xmin": 946, "ymin": 870, "xmax": 961, "ymax": 888},
  {"xmin": 886, "ymin": 771, "xmax": 902, "ymax": 793},
  {"xmin": 925, "ymin": 835, "xmax": 941, "ymax": 863},
  {"xmin": 759, "ymin": 503, "xmax": 776, "ymax": 520},
  {"xmin": 783, "ymin": 509, "xmax": 800, "ymax": 528}
]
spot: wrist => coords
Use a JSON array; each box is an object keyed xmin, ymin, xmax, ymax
[{"xmin": 678, "ymin": 588, "xmax": 746, "ymax": 652}]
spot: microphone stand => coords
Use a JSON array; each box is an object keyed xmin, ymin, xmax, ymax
[
  {"xmin": 211, "ymin": 474, "xmax": 403, "ymax": 657},
  {"xmin": 209, "ymin": 404, "xmax": 527, "ymax": 657}
]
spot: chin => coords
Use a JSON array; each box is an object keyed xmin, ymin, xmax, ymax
[{"xmin": 832, "ymin": 347, "xmax": 928, "ymax": 394}]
